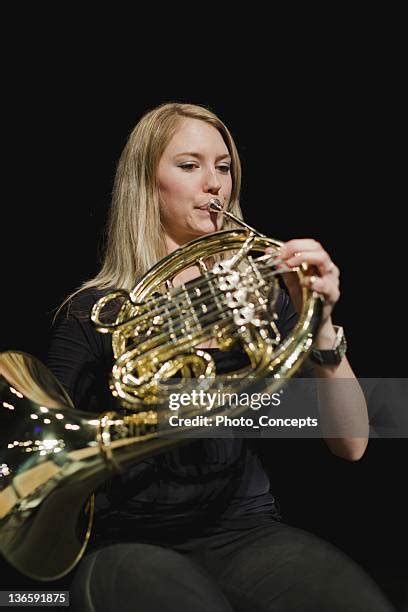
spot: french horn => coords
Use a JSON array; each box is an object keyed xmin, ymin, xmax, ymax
[{"xmin": 0, "ymin": 199, "xmax": 322, "ymax": 580}]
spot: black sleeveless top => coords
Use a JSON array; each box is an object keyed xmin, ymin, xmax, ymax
[{"xmin": 47, "ymin": 288, "xmax": 313, "ymax": 545}]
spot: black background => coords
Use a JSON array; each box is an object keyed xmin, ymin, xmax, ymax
[{"xmin": 1, "ymin": 45, "xmax": 406, "ymax": 610}]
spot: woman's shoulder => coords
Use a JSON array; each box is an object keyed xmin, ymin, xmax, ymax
[{"xmin": 57, "ymin": 287, "xmax": 114, "ymax": 321}]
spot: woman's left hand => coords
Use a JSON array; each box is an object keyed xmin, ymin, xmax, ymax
[{"xmin": 266, "ymin": 239, "xmax": 340, "ymax": 331}]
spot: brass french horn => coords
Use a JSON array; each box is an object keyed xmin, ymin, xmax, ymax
[{"xmin": 0, "ymin": 200, "xmax": 322, "ymax": 580}]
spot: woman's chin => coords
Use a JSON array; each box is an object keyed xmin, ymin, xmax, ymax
[
  {"xmin": 194, "ymin": 222, "xmax": 218, "ymax": 237},
  {"xmin": 178, "ymin": 218, "xmax": 220, "ymax": 244},
  {"xmin": 193, "ymin": 214, "xmax": 219, "ymax": 235}
]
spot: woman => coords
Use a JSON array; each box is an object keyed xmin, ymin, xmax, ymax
[{"xmin": 47, "ymin": 103, "xmax": 394, "ymax": 611}]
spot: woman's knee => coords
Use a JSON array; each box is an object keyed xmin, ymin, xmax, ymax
[
  {"xmin": 71, "ymin": 542, "xmax": 233, "ymax": 612},
  {"xmin": 215, "ymin": 525, "xmax": 394, "ymax": 611}
]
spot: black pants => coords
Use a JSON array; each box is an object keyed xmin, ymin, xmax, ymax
[{"xmin": 71, "ymin": 522, "xmax": 395, "ymax": 611}]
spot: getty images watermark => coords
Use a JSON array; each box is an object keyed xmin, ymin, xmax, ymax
[
  {"xmin": 157, "ymin": 378, "xmax": 408, "ymax": 438},
  {"xmin": 166, "ymin": 387, "xmax": 318, "ymax": 433}
]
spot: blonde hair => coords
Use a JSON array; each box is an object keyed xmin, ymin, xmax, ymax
[{"xmin": 59, "ymin": 102, "xmax": 244, "ymax": 312}]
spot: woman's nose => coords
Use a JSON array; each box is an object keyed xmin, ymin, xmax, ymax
[{"xmin": 203, "ymin": 168, "xmax": 222, "ymax": 194}]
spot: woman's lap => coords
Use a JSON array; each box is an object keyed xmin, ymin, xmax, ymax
[{"xmin": 71, "ymin": 522, "xmax": 395, "ymax": 612}]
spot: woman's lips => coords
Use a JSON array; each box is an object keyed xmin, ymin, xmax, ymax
[
  {"xmin": 195, "ymin": 207, "xmax": 213, "ymax": 214},
  {"xmin": 195, "ymin": 201, "xmax": 222, "ymax": 211}
]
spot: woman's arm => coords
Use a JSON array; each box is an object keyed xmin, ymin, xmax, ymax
[
  {"xmin": 309, "ymin": 318, "xmax": 369, "ymax": 461},
  {"xmin": 269, "ymin": 240, "xmax": 369, "ymax": 461}
]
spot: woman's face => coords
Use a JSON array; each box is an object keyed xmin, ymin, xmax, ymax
[{"xmin": 157, "ymin": 118, "xmax": 232, "ymax": 248}]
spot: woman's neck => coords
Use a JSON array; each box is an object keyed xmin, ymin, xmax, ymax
[
  {"xmin": 164, "ymin": 234, "xmax": 183, "ymax": 254},
  {"xmin": 164, "ymin": 234, "xmax": 200, "ymax": 287}
]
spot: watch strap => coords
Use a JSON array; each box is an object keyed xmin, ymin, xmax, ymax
[{"xmin": 310, "ymin": 325, "xmax": 347, "ymax": 366}]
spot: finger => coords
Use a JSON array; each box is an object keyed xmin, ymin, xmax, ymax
[
  {"xmin": 327, "ymin": 261, "xmax": 339, "ymax": 276},
  {"xmin": 285, "ymin": 251, "xmax": 338, "ymax": 276},
  {"xmin": 279, "ymin": 239, "xmax": 322, "ymax": 258},
  {"xmin": 301, "ymin": 275, "xmax": 340, "ymax": 304}
]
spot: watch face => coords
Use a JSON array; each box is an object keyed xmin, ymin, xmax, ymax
[{"xmin": 336, "ymin": 328, "xmax": 347, "ymax": 357}]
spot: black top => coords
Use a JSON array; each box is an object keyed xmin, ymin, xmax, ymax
[{"xmin": 47, "ymin": 287, "xmax": 313, "ymax": 545}]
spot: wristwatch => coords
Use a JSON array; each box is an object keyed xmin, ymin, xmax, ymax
[{"xmin": 310, "ymin": 325, "xmax": 347, "ymax": 366}]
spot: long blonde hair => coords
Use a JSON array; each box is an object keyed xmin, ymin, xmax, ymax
[{"xmin": 60, "ymin": 102, "xmax": 243, "ymax": 311}]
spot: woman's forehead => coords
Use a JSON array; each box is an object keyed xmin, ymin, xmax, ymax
[{"xmin": 164, "ymin": 118, "xmax": 228, "ymax": 156}]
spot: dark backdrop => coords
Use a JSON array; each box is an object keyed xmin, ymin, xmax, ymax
[{"xmin": 2, "ymin": 86, "xmax": 406, "ymax": 610}]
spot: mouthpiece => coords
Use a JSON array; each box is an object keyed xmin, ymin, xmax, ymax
[
  {"xmin": 207, "ymin": 197, "xmax": 266, "ymax": 238},
  {"xmin": 207, "ymin": 198, "xmax": 223, "ymax": 212}
]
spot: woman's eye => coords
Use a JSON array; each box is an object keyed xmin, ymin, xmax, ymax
[
  {"xmin": 179, "ymin": 163, "xmax": 230, "ymax": 173},
  {"xmin": 179, "ymin": 163, "xmax": 197, "ymax": 171}
]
